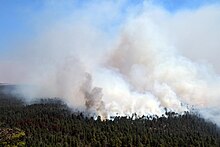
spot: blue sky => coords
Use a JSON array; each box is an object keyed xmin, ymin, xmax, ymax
[
  {"xmin": 151, "ymin": 0, "xmax": 219, "ymax": 11},
  {"xmin": 0, "ymin": 0, "xmax": 219, "ymax": 55}
]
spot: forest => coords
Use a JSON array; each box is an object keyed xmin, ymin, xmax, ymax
[{"xmin": 0, "ymin": 85, "xmax": 220, "ymax": 147}]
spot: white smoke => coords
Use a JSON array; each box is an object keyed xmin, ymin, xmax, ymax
[{"xmin": 0, "ymin": 1, "xmax": 220, "ymax": 125}]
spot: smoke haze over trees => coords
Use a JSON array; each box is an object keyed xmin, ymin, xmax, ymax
[
  {"xmin": 0, "ymin": 89, "xmax": 220, "ymax": 146},
  {"xmin": 0, "ymin": 1, "xmax": 220, "ymax": 126}
]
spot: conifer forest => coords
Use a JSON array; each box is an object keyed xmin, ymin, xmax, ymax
[{"xmin": 0, "ymin": 85, "xmax": 220, "ymax": 147}]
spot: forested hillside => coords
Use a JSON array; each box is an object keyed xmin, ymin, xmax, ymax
[{"xmin": 0, "ymin": 86, "xmax": 220, "ymax": 146}]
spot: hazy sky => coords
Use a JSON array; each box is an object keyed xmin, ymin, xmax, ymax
[
  {"xmin": 0, "ymin": 0, "xmax": 219, "ymax": 52},
  {"xmin": 0, "ymin": 0, "xmax": 220, "ymax": 73}
]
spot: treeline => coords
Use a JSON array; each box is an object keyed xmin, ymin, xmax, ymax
[{"xmin": 0, "ymin": 91, "xmax": 220, "ymax": 146}]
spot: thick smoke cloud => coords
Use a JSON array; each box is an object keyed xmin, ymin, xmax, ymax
[
  {"xmin": 0, "ymin": 1, "xmax": 220, "ymax": 124},
  {"xmin": 80, "ymin": 73, "xmax": 107, "ymax": 119}
]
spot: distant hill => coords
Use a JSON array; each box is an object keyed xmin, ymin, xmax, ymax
[{"xmin": 0, "ymin": 84, "xmax": 18, "ymax": 95}]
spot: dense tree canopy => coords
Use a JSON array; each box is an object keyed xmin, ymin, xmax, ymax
[{"xmin": 0, "ymin": 86, "xmax": 220, "ymax": 146}]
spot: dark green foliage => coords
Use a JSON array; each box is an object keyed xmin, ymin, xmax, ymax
[
  {"xmin": 0, "ymin": 128, "xmax": 26, "ymax": 146},
  {"xmin": 0, "ymin": 89, "xmax": 220, "ymax": 146}
]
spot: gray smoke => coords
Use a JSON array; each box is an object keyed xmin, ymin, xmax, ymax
[
  {"xmin": 80, "ymin": 73, "xmax": 107, "ymax": 119},
  {"xmin": 0, "ymin": 1, "xmax": 220, "ymax": 124}
]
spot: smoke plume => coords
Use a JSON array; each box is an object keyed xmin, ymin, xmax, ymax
[
  {"xmin": 0, "ymin": 1, "xmax": 220, "ymax": 125},
  {"xmin": 80, "ymin": 73, "xmax": 107, "ymax": 119}
]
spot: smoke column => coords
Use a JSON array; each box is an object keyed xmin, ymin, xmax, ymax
[{"xmin": 0, "ymin": 1, "xmax": 220, "ymax": 124}]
